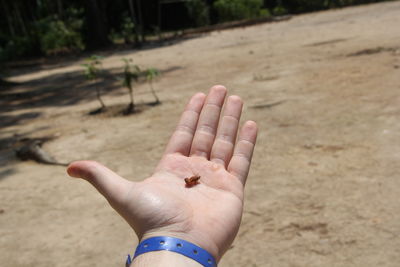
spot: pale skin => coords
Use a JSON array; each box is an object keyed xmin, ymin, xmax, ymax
[{"xmin": 67, "ymin": 85, "xmax": 258, "ymax": 266}]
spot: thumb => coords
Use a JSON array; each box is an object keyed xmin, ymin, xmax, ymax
[{"xmin": 67, "ymin": 160, "xmax": 132, "ymax": 205}]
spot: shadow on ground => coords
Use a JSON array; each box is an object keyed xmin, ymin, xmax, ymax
[
  {"xmin": 2, "ymin": 33, "xmax": 199, "ymax": 79},
  {"xmin": 0, "ymin": 65, "xmax": 182, "ymax": 127},
  {"xmin": 0, "ymin": 168, "xmax": 17, "ymax": 181}
]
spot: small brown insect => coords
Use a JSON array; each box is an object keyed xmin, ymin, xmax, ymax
[{"xmin": 184, "ymin": 175, "xmax": 200, "ymax": 187}]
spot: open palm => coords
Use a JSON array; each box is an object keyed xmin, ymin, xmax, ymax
[{"xmin": 67, "ymin": 86, "xmax": 258, "ymax": 261}]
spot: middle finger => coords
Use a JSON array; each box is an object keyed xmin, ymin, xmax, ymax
[{"xmin": 190, "ymin": 85, "xmax": 227, "ymax": 158}]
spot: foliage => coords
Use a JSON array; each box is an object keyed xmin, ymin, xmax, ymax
[
  {"xmin": 0, "ymin": 36, "xmax": 37, "ymax": 61},
  {"xmin": 213, "ymin": 0, "xmax": 264, "ymax": 22},
  {"xmin": 280, "ymin": 0, "xmax": 329, "ymax": 13},
  {"xmin": 146, "ymin": 68, "xmax": 160, "ymax": 81},
  {"xmin": 35, "ymin": 9, "xmax": 84, "ymax": 54},
  {"xmin": 109, "ymin": 13, "xmax": 136, "ymax": 44},
  {"xmin": 273, "ymin": 1, "xmax": 289, "ymax": 16},
  {"xmin": 81, "ymin": 55, "xmax": 103, "ymax": 80},
  {"xmin": 121, "ymin": 14, "xmax": 136, "ymax": 44},
  {"xmin": 0, "ymin": 0, "xmax": 396, "ymax": 62},
  {"xmin": 259, "ymin": 8, "xmax": 272, "ymax": 17},
  {"xmin": 81, "ymin": 55, "xmax": 106, "ymax": 110},
  {"xmin": 122, "ymin": 58, "xmax": 141, "ymax": 113},
  {"xmin": 122, "ymin": 58, "xmax": 140, "ymax": 89},
  {"xmin": 185, "ymin": 0, "xmax": 210, "ymax": 27},
  {"xmin": 36, "ymin": 18, "xmax": 84, "ymax": 54},
  {"xmin": 279, "ymin": 0, "xmax": 390, "ymax": 13},
  {"xmin": 0, "ymin": 7, "xmax": 83, "ymax": 60}
]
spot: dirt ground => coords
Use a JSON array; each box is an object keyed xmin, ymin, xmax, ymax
[{"xmin": 1, "ymin": 2, "xmax": 400, "ymax": 266}]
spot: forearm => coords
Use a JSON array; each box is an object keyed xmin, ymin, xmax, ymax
[{"xmin": 132, "ymin": 251, "xmax": 203, "ymax": 267}]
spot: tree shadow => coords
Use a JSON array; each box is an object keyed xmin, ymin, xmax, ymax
[
  {"xmin": 3, "ymin": 54, "xmax": 86, "ymax": 78},
  {"xmin": 0, "ymin": 79, "xmax": 19, "ymax": 90},
  {"xmin": 0, "ymin": 65, "xmax": 182, "ymax": 128},
  {"xmin": 0, "ymin": 168, "xmax": 17, "ymax": 181},
  {"xmin": 346, "ymin": 46, "xmax": 399, "ymax": 57},
  {"xmin": 0, "ymin": 68, "xmax": 123, "ymax": 113},
  {"xmin": 2, "ymin": 33, "xmax": 198, "ymax": 80},
  {"xmin": 0, "ymin": 112, "xmax": 42, "ymax": 128},
  {"xmin": 87, "ymin": 100, "xmax": 163, "ymax": 117}
]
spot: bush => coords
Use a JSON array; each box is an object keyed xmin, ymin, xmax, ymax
[
  {"xmin": 35, "ymin": 8, "xmax": 84, "ymax": 55},
  {"xmin": 273, "ymin": 5, "xmax": 288, "ymax": 15},
  {"xmin": 37, "ymin": 20, "xmax": 81, "ymax": 53},
  {"xmin": 213, "ymin": 0, "xmax": 264, "ymax": 22},
  {"xmin": 279, "ymin": 0, "xmax": 381, "ymax": 13},
  {"xmin": 82, "ymin": 55, "xmax": 106, "ymax": 110},
  {"xmin": 281, "ymin": 0, "xmax": 328, "ymax": 13},
  {"xmin": 185, "ymin": 0, "xmax": 210, "ymax": 27},
  {"xmin": 122, "ymin": 17, "xmax": 135, "ymax": 42},
  {"xmin": 0, "ymin": 36, "xmax": 38, "ymax": 61}
]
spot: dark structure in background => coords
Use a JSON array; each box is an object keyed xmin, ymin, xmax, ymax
[
  {"xmin": 84, "ymin": 0, "xmax": 111, "ymax": 49},
  {"xmin": 0, "ymin": 0, "xmax": 393, "ymax": 62}
]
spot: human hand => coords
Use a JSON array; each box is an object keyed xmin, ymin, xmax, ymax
[{"xmin": 67, "ymin": 85, "xmax": 258, "ymax": 261}]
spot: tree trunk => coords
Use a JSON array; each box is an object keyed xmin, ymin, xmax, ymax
[
  {"xmin": 157, "ymin": 1, "xmax": 163, "ymax": 41},
  {"xmin": 128, "ymin": 85, "xmax": 135, "ymax": 111},
  {"xmin": 56, "ymin": 0, "xmax": 64, "ymax": 19},
  {"xmin": 1, "ymin": 0, "xmax": 15, "ymax": 36},
  {"xmin": 128, "ymin": 0, "xmax": 141, "ymax": 46},
  {"xmin": 149, "ymin": 80, "xmax": 160, "ymax": 104},
  {"xmin": 136, "ymin": 0, "xmax": 145, "ymax": 43},
  {"xmin": 95, "ymin": 84, "xmax": 106, "ymax": 109},
  {"xmin": 84, "ymin": 0, "xmax": 111, "ymax": 50},
  {"xmin": 126, "ymin": 86, "xmax": 135, "ymax": 114},
  {"xmin": 13, "ymin": 1, "xmax": 27, "ymax": 35}
]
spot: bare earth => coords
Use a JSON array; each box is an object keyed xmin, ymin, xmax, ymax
[{"xmin": 1, "ymin": 2, "xmax": 400, "ymax": 266}]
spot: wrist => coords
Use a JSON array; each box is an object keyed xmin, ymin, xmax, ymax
[
  {"xmin": 131, "ymin": 251, "xmax": 203, "ymax": 267},
  {"xmin": 140, "ymin": 231, "xmax": 221, "ymax": 261},
  {"xmin": 129, "ymin": 235, "xmax": 218, "ymax": 267}
]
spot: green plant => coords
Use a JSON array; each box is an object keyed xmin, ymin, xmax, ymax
[
  {"xmin": 121, "ymin": 14, "xmax": 135, "ymax": 44},
  {"xmin": 185, "ymin": 0, "xmax": 210, "ymax": 27},
  {"xmin": 81, "ymin": 55, "xmax": 106, "ymax": 110},
  {"xmin": 146, "ymin": 68, "xmax": 161, "ymax": 104},
  {"xmin": 35, "ymin": 8, "xmax": 84, "ymax": 55},
  {"xmin": 272, "ymin": 5, "xmax": 288, "ymax": 15},
  {"xmin": 122, "ymin": 58, "xmax": 140, "ymax": 113},
  {"xmin": 213, "ymin": 0, "xmax": 264, "ymax": 22},
  {"xmin": 0, "ymin": 36, "xmax": 37, "ymax": 61}
]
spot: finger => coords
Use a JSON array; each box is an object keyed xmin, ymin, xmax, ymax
[
  {"xmin": 164, "ymin": 92, "xmax": 206, "ymax": 155},
  {"xmin": 227, "ymin": 121, "xmax": 258, "ymax": 184},
  {"xmin": 210, "ymin": 95, "xmax": 243, "ymax": 167},
  {"xmin": 67, "ymin": 160, "xmax": 132, "ymax": 205},
  {"xmin": 190, "ymin": 85, "xmax": 227, "ymax": 158}
]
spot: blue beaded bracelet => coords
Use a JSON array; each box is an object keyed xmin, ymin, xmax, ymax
[{"xmin": 126, "ymin": 236, "xmax": 217, "ymax": 267}]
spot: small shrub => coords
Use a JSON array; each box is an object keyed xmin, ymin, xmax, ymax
[
  {"xmin": 213, "ymin": 0, "xmax": 264, "ymax": 22},
  {"xmin": 259, "ymin": 8, "xmax": 271, "ymax": 17},
  {"xmin": 35, "ymin": 8, "xmax": 84, "ymax": 55},
  {"xmin": 121, "ymin": 14, "xmax": 136, "ymax": 44},
  {"xmin": 0, "ymin": 36, "xmax": 37, "ymax": 61},
  {"xmin": 185, "ymin": 0, "xmax": 210, "ymax": 27},
  {"xmin": 81, "ymin": 55, "xmax": 106, "ymax": 111},
  {"xmin": 121, "ymin": 58, "xmax": 140, "ymax": 113},
  {"xmin": 272, "ymin": 5, "xmax": 288, "ymax": 15}
]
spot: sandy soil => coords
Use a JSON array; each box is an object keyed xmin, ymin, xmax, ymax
[{"xmin": 1, "ymin": 2, "xmax": 400, "ymax": 266}]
